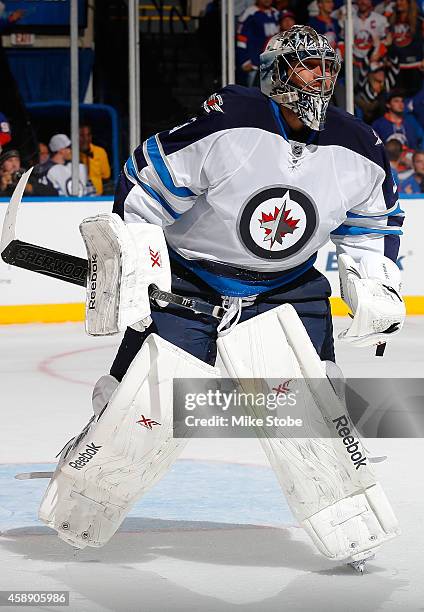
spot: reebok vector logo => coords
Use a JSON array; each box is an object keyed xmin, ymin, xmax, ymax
[
  {"xmin": 137, "ymin": 415, "xmax": 161, "ymax": 430},
  {"xmin": 332, "ymin": 415, "xmax": 368, "ymax": 470},
  {"xmin": 88, "ymin": 254, "xmax": 98, "ymax": 310},
  {"xmin": 69, "ymin": 442, "xmax": 102, "ymax": 470},
  {"xmin": 149, "ymin": 247, "xmax": 161, "ymax": 268}
]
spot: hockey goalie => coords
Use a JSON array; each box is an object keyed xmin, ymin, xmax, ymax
[{"xmin": 37, "ymin": 26, "xmax": 405, "ymax": 572}]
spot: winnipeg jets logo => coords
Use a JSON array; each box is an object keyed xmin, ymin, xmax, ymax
[
  {"xmin": 259, "ymin": 193, "xmax": 300, "ymax": 248},
  {"xmin": 238, "ymin": 186, "xmax": 317, "ymax": 261},
  {"xmin": 203, "ymin": 93, "xmax": 224, "ymax": 114}
]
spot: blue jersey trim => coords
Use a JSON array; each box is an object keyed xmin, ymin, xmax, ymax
[
  {"xmin": 146, "ymin": 136, "xmax": 196, "ymax": 198},
  {"xmin": 125, "ymin": 157, "xmax": 181, "ymax": 220},
  {"xmin": 171, "ymin": 251, "xmax": 317, "ymax": 297},
  {"xmin": 270, "ymin": 100, "xmax": 288, "ymax": 140},
  {"xmin": 139, "ymin": 182, "xmax": 181, "ymax": 220},
  {"xmin": 331, "ymin": 225, "xmax": 402, "ymax": 236}
]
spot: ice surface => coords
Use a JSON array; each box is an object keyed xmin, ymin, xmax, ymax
[{"xmin": 0, "ymin": 318, "xmax": 423, "ymax": 611}]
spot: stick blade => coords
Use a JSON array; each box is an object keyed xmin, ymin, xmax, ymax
[
  {"xmin": 0, "ymin": 167, "xmax": 33, "ymax": 254},
  {"xmin": 15, "ymin": 471, "xmax": 53, "ymax": 480}
]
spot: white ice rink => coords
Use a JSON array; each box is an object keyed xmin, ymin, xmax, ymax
[{"xmin": 0, "ymin": 317, "xmax": 423, "ymax": 612}]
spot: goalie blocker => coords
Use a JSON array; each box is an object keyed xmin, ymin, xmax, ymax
[{"xmin": 79, "ymin": 213, "xmax": 172, "ymax": 336}]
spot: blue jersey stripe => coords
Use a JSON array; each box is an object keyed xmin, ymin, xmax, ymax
[
  {"xmin": 147, "ymin": 136, "xmax": 196, "ymax": 198},
  {"xmin": 270, "ymin": 100, "xmax": 288, "ymax": 141},
  {"xmin": 170, "ymin": 251, "xmax": 317, "ymax": 297},
  {"xmin": 139, "ymin": 181, "xmax": 181, "ymax": 220},
  {"xmin": 331, "ymin": 225, "xmax": 402, "ymax": 236},
  {"xmin": 125, "ymin": 157, "xmax": 181, "ymax": 220}
]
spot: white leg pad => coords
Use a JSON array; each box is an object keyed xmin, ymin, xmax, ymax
[
  {"xmin": 217, "ymin": 304, "xmax": 399, "ymax": 562},
  {"xmin": 39, "ymin": 334, "xmax": 219, "ymax": 549}
]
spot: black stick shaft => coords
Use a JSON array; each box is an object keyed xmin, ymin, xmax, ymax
[{"xmin": 2, "ymin": 239, "xmax": 88, "ymax": 286}]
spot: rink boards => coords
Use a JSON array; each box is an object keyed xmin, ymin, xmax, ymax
[{"xmin": 0, "ymin": 196, "xmax": 422, "ymax": 323}]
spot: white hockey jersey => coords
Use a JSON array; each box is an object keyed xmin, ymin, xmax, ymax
[
  {"xmin": 37, "ymin": 160, "xmax": 95, "ymax": 197},
  {"xmin": 114, "ymin": 86, "xmax": 403, "ymax": 297}
]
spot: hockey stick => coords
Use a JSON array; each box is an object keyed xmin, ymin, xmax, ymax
[{"xmin": 0, "ymin": 169, "xmax": 224, "ymax": 320}]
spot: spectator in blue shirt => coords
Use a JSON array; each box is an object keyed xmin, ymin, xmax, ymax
[
  {"xmin": 308, "ymin": 0, "xmax": 341, "ymax": 50},
  {"xmin": 372, "ymin": 91, "xmax": 424, "ymax": 149},
  {"xmin": 399, "ymin": 150, "xmax": 424, "ymax": 193},
  {"xmin": 406, "ymin": 82, "xmax": 424, "ymax": 131},
  {"xmin": 236, "ymin": 0, "xmax": 280, "ymax": 86}
]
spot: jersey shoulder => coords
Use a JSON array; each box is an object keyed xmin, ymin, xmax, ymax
[
  {"xmin": 319, "ymin": 105, "xmax": 386, "ymax": 169},
  {"xmin": 158, "ymin": 86, "xmax": 275, "ymax": 156}
]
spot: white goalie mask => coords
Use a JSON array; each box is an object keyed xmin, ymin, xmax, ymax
[{"xmin": 260, "ymin": 26, "xmax": 341, "ymax": 131}]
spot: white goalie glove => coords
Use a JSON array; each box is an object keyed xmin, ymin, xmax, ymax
[
  {"xmin": 338, "ymin": 252, "xmax": 406, "ymax": 348},
  {"xmin": 79, "ymin": 213, "xmax": 171, "ymax": 336}
]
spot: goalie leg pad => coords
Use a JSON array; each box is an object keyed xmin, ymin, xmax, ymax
[
  {"xmin": 217, "ymin": 304, "xmax": 399, "ymax": 562},
  {"xmin": 39, "ymin": 334, "xmax": 219, "ymax": 549}
]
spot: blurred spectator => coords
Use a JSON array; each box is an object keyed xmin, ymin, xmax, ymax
[
  {"xmin": 279, "ymin": 9, "xmax": 296, "ymax": 32},
  {"xmin": 389, "ymin": 0, "xmax": 424, "ymax": 94},
  {"xmin": 79, "ymin": 124, "xmax": 111, "ymax": 195},
  {"xmin": 384, "ymin": 136, "xmax": 403, "ymax": 183},
  {"xmin": 0, "ymin": 110, "xmax": 11, "ymax": 147},
  {"xmin": 355, "ymin": 58, "xmax": 399, "ymax": 122},
  {"xmin": 236, "ymin": 0, "xmax": 279, "ymax": 86},
  {"xmin": 374, "ymin": 0, "xmax": 396, "ymax": 19},
  {"xmin": 372, "ymin": 91, "xmax": 424, "ymax": 148},
  {"xmin": 387, "ymin": 133, "xmax": 415, "ymax": 178},
  {"xmin": 235, "ymin": 0, "xmax": 254, "ymax": 19},
  {"xmin": 35, "ymin": 134, "xmax": 95, "ymax": 197},
  {"xmin": 275, "ymin": 0, "xmax": 296, "ymax": 10},
  {"xmin": 405, "ymin": 82, "xmax": 424, "ymax": 131},
  {"xmin": 308, "ymin": 0, "xmax": 341, "ymax": 49},
  {"xmin": 338, "ymin": 0, "xmax": 391, "ymax": 71},
  {"xmin": 0, "ymin": 149, "xmax": 21, "ymax": 195},
  {"xmin": 0, "ymin": 149, "xmax": 57, "ymax": 197},
  {"xmin": 277, "ymin": 0, "xmax": 308, "ymax": 23},
  {"xmin": 38, "ymin": 142, "xmax": 49, "ymax": 165},
  {"xmin": 355, "ymin": 65, "xmax": 387, "ymax": 122},
  {"xmin": 399, "ymin": 150, "xmax": 424, "ymax": 192}
]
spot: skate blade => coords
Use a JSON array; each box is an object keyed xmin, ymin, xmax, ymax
[{"xmin": 349, "ymin": 553, "xmax": 375, "ymax": 574}]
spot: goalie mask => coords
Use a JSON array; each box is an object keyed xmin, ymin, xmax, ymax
[{"xmin": 260, "ymin": 26, "xmax": 341, "ymax": 131}]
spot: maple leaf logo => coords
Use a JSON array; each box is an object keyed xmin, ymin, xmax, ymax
[{"xmin": 259, "ymin": 192, "xmax": 300, "ymax": 248}]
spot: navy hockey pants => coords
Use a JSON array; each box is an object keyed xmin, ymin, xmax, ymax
[{"xmin": 110, "ymin": 262, "xmax": 335, "ymax": 382}]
